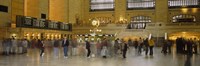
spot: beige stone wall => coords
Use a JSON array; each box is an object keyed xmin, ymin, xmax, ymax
[
  {"xmin": 24, "ymin": 0, "xmax": 39, "ymax": 18},
  {"xmin": 11, "ymin": 0, "xmax": 24, "ymax": 23},
  {"xmin": 0, "ymin": 0, "xmax": 11, "ymax": 27},
  {"xmin": 24, "ymin": 0, "xmax": 49, "ymax": 19},
  {"xmin": 69, "ymin": 0, "xmax": 83, "ymax": 24},
  {"xmin": 39, "ymin": 0, "xmax": 49, "ymax": 19},
  {"xmin": 49, "ymin": 0, "xmax": 69, "ymax": 22},
  {"xmin": 155, "ymin": 0, "xmax": 168, "ymax": 23}
]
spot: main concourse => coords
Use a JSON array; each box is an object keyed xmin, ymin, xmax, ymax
[
  {"xmin": 0, "ymin": 0, "xmax": 200, "ymax": 66},
  {"xmin": 0, "ymin": 48, "xmax": 199, "ymax": 66}
]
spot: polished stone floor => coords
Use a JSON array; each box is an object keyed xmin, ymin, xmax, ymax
[{"xmin": 0, "ymin": 47, "xmax": 199, "ymax": 66}]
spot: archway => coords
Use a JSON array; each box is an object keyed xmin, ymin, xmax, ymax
[{"xmin": 169, "ymin": 32, "xmax": 200, "ymax": 40}]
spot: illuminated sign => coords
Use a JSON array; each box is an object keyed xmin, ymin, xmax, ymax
[{"xmin": 16, "ymin": 15, "xmax": 72, "ymax": 31}]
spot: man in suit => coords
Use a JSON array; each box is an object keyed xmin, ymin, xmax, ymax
[{"xmin": 62, "ymin": 37, "xmax": 69, "ymax": 58}]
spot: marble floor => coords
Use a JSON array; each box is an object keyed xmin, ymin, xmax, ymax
[{"xmin": 0, "ymin": 47, "xmax": 199, "ymax": 66}]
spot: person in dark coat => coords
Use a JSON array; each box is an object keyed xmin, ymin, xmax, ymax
[
  {"xmin": 193, "ymin": 38, "xmax": 198, "ymax": 54},
  {"xmin": 85, "ymin": 40, "xmax": 91, "ymax": 58},
  {"xmin": 167, "ymin": 40, "xmax": 172, "ymax": 53},
  {"xmin": 122, "ymin": 41, "xmax": 128, "ymax": 58},
  {"xmin": 162, "ymin": 40, "xmax": 168, "ymax": 55},
  {"xmin": 38, "ymin": 39, "xmax": 45, "ymax": 57},
  {"xmin": 143, "ymin": 38, "xmax": 149, "ymax": 55},
  {"xmin": 62, "ymin": 37, "xmax": 69, "ymax": 58}
]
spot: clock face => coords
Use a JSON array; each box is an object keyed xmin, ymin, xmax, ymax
[{"xmin": 92, "ymin": 20, "xmax": 97, "ymax": 26}]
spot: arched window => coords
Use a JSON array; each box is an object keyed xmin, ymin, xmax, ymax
[
  {"xmin": 127, "ymin": 0, "xmax": 155, "ymax": 9},
  {"xmin": 172, "ymin": 14, "xmax": 196, "ymax": 22},
  {"xmin": 90, "ymin": 0, "xmax": 114, "ymax": 11},
  {"xmin": 168, "ymin": 0, "xmax": 199, "ymax": 8},
  {"xmin": 127, "ymin": 16, "xmax": 151, "ymax": 29}
]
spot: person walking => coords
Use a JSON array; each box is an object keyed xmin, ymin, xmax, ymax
[
  {"xmin": 162, "ymin": 40, "xmax": 168, "ymax": 55},
  {"xmin": 96, "ymin": 40, "xmax": 102, "ymax": 56},
  {"xmin": 138, "ymin": 38, "xmax": 143, "ymax": 55},
  {"xmin": 114, "ymin": 38, "xmax": 120, "ymax": 55},
  {"xmin": 122, "ymin": 41, "xmax": 128, "ymax": 58},
  {"xmin": 5, "ymin": 38, "xmax": 12, "ymax": 55},
  {"xmin": 193, "ymin": 38, "xmax": 198, "ymax": 54},
  {"xmin": 38, "ymin": 39, "xmax": 45, "ymax": 57},
  {"xmin": 71, "ymin": 38, "xmax": 78, "ymax": 56},
  {"xmin": 2, "ymin": 38, "xmax": 6, "ymax": 55},
  {"xmin": 148, "ymin": 39, "xmax": 155, "ymax": 56},
  {"xmin": 54, "ymin": 39, "xmax": 60, "ymax": 58},
  {"xmin": 167, "ymin": 40, "xmax": 172, "ymax": 53},
  {"xmin": 134, "ymin": 39, "xmax": 138, "ymax": 54},
  {"xmin": 11, "ymin": 38, "xmax": 18, "ymax": 54},
  {"xmin": 85, "ymin": 40, "xmax": 91, "ymax": 58},
  {"xmin": 62, "ymin": 37, "xmax": 69, "ymax": 58},
  {"xmin": 143, "ymin": 38, "xmax": 149, "ymax": 55},
  {"xmin": 22, "ymin": 39, "xmax": 28, "ymax": 53}
]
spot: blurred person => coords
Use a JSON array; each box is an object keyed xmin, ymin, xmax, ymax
[
  {"xmin": 85, "ymin": 40, "xmax": 91, "ymax": 58},
  {"xmin": 22, "ymin": 39, "xmax": 28, "ymax": 53},
  {"xmin": 11, "ymin": 38, "xmax": 18, "ymax": 54},
  {"xmin": 54, "ymin": 39, "xmax": 60, "ymax": 58},
  {"xmin": 128, "ymin": 39, "xmax": 133, "ymax": 47},
  {"xmin": 62, "ymin": 37, "xmax": 69, "ymax": 58},
  {"xmin": 101, "ymin": 46, "xmax": 108, "ymax": 58},
  {"xmin": 162, "ymin": 40, "xmax": 168, "ymax": 55},
  {"xmin": 96, "ymin": 40, "xmax": 102, "ymax": 56},
  {"xmin": 114, "ymin": 38, "xmax": 120, "ymax": 55},
  {"xmin": 138, "ymin": 38, "xmax": 143, "ymax": 55},
  {"xmin": 2, "ymin": 38, "xmax": 6, "ymax": 55},
  {"xmin": 18, "ymin": 39, "xmax": 23, "ymax": 54},
  {"xmin": 143, "ymin": 38, "xmax": 149, "ymax": 55},
  {"xmin": 134, "ymin": 39, "xmax": 138, "ymax": 54},
  {"xmin": 148, "ymin": 39, "xmax": 155, "ymax": 56},
  {"xmin": 167, "ymin": 40, "xmax": 172, "ymax": 53},
  {"xmin": 193, "ymin": 38, "xmax": 198, "ymax": 54},
  {"xmin": 6, "ymin": 38, "xmax": 12, "ymax": 55},
  {"xmin": 122, "ymin": 41, "xmax": 128, "ymax": 58},
  {"xmin": 71, "ymin": 38, "xmax": 78, "ymax": 56},
  {"xmin": 38, "ymin": 39, "xmax": 45, "ymax": 57}
]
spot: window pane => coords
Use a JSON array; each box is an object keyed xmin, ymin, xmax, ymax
[
  {"xmin": 169, "ymin": 0, "xmax": 199, "ymax": 7},
  {"xmin": 127, "ymin": 0, "xmax": 155, "ymax": 9},
  {"xmin": 127, "ymin": 16, "xmax": 151, "ymax": 29},
  {"xmin": 172, "ymin": 14, "xmax": 196, "ymax": 22},
  {"xmin": 90, "ymin": 0, "xmax": 114, "ymax": 11}
]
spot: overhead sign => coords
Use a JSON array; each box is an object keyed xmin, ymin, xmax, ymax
[{"xmin": 16, "ymin": 15, "xmax": 72, "ymax": 31}]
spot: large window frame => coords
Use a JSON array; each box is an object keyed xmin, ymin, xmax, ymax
[
  {"xmin": 168, "ymin": 0, "xmax": 200, "ymax": 8},
  {"xmin": 127, "ymin": 16, "xmax": 151, "ymax": 29},
  {"xmin": 127, "ymin": 0, "xmax": 155, "ymax": 10},
  {"xmin": 172, "ymin": 14, "xmax": 196, "ymax": 23},
  {"xmin": 90, "ymin": 0, "xmax": 115, "ymax": 11}
]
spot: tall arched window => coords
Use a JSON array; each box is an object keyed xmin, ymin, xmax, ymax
[
  {"xmin": 127, "ymin": 0, "xmax": 155, "ymax": 9},
  {"xmin": 168, "ymin": 0, "xmax": 199, "ymax": 8},
  {"xmin": 172, "ymin": 14, "xmax": 196, "ymax": 22},
  {"xmin": 127, "ymin": 16, "xmax": 151, "ymax": 29},
  {"xmin": 90, "ymin": 0, "xmax": 114, "ymax": 11}
]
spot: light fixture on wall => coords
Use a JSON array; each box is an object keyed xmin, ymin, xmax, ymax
[
  {"xmin": 118, "ymin": 17, "xmax": 127, "ymax": 24},
  {"xmin": 89, "ymin": 18, "xmax": 102, "ymax": 36}
]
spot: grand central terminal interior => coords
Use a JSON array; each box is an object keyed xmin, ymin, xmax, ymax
[{"xmin": 0, "ymin": 0, "xmax": 200, "ymax": 66}]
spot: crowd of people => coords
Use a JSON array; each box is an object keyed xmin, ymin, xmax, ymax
[
  {"xmin": 176, "ymin": 37, "xmax": 199, "ymax": 55},
  {"xmin": 1, "ymin": 37, "xmax": 199, "ymax": 59},
  {"xmin": 1, "ymin": 38, "xmax": 28, "ymax": 55}
]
